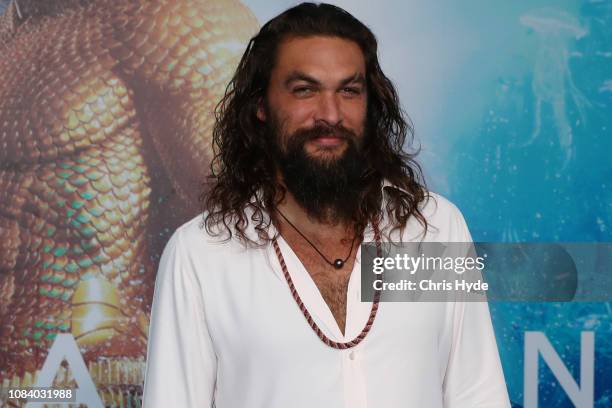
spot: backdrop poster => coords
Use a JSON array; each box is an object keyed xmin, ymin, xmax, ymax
[{"xmin": 0, "ymin": 1, "xmax": 609, "ymax": 407}]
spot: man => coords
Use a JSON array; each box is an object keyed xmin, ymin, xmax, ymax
[{"xmin": 143, "ymin": 3, "xmax": 510, "ymax": 407}]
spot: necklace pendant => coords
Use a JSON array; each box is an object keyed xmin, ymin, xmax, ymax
[{"xmin": 333, "ymin": 259, "xmax": 344, "ymax": 269}]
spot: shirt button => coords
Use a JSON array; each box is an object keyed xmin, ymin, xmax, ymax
[{"xmin": 349, "ymin": 351, "xmax": 356, "ymax": 360}]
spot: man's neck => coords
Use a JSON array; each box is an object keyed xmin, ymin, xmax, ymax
[{"xmin": 275, "ymin": 190, "xmax": 358, "ymax": 245}]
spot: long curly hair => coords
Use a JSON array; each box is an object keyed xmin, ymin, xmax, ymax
[{"xmin": 201, "ymin": 2, "xmax": 429, "ymax": 246}]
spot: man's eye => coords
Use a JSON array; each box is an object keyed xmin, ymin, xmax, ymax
[
  {"xmin": 293, "ymin": 87, "xmax": 313, "ymax": 95},
  {"xmin": 342, "ymin": 87, "xmax": 361, "ymax": 95}
]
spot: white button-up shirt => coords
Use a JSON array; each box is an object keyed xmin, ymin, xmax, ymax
[{"xmin": 143, "ymin": 190, "xmax": 511, "ymax": 407}]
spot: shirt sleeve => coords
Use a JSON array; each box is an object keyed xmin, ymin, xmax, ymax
[
  {"xmin": 442, "ymin": 207, "xmax": 511, "ymax": 408},
  {"xmin": 142, "ymin": 229, "xmax": 217, "ymax": 407}
]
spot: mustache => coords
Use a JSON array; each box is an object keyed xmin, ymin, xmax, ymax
[{"xmin": 290, "ymin": 123, "xmax": 357, "ymax": 144}]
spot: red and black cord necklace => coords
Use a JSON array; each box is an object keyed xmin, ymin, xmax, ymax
[{"xmin": 272, "ymin": 211, "xmax": 383, "ymax": 349}]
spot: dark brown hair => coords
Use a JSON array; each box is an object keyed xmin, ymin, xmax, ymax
[{"xmin": 201, "ymin": 2, "xmax": 429, "ymax": 245}]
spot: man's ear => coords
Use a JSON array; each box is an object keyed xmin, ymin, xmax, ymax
[{"xmin": 256, "ymin": 98, "xmax": 266, "ymax": 122}]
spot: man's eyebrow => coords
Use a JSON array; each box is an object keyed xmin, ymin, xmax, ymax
[
  {"xmin": 284, "ymin": 71, "xmax": 320, "ymax": 87},
  {"xmin": 340, "ymin": 73, "xmax": 366, "ymax": 87},
  {"xmin": 284, "ymin": 71, "xmax": 366, "ymax": 88}
]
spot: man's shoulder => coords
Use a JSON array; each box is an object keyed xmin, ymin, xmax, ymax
[
  {"xmin": 164, "ymin": 213, "xmax": 234, "ymax": 260},
  {"xmin": 418, "ymin": 191, "xmax": 471, "ymax": 242},
  {"xmin": 169, "ymin": 212, "xmax": 266, "ymax": 255},
  {"xmin": 419, "ymin": 191, "xmax": 465, "ymax": 223},
  {"xmin": 172, "ymin": 212, "xmax": 235, "ymax": 243},
  {"xmin": 382, "ymin": 183, "xmax": 465, "ymax": 222},
  {"xmin": 382, "ymin": 184, "xmax": 470, "ymax": 242},
  {"xmin": 173, "ymin": 213, "xmax": 209, "ymax": 240}
]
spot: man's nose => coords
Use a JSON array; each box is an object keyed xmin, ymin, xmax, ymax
[{"xmin": 315, "ymin": 92, "xmax": 342, "ymax": 125}]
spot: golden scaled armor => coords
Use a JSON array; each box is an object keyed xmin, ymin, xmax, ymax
[{"xmin": 0, "ymin": 0, "xmax": 258, "ymax": 388}]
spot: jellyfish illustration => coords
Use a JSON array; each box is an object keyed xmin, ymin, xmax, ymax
[{"xmin": 520, "ymin": 8, "xmax": 590, "ymax": 167}]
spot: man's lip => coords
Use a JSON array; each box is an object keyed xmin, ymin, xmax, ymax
[{"xmin": 310, "ymin": 135, "xmax": 345, "ymax": 146}]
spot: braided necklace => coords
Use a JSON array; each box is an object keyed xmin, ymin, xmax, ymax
[
  {"xmin": 272, "ymin": 218, "xmax": 383, "ymax": 349},
  {"xmin": 276, "ymin": 210, "xmax": 357, "ymax": 269}
]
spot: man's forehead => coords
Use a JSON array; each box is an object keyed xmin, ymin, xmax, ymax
[{"xmin": 273, "ymin": 35, "xmax": 366, "ymax": 82}]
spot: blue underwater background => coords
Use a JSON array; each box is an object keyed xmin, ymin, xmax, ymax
[{"xmin": 440, "ymin": 2, "xmax": 611, "ymax": 406}]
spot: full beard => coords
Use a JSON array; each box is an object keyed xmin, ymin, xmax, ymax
[{"xmin": 270, "ymin": 120, "xmax": 368, "ymax": 224}]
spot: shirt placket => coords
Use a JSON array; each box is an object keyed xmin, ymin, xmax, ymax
[
  {"xmin": 271, "ymin": 228, "xmax": 374, "ymax": 408},
  {"xmin": 341, "ymin": 238, "xmax": 373, "ymax": 408}
]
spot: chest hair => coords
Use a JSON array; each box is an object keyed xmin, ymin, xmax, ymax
[{"xmin": 284, "ymin": 239, "xmax": 357, "ymax": 335}]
